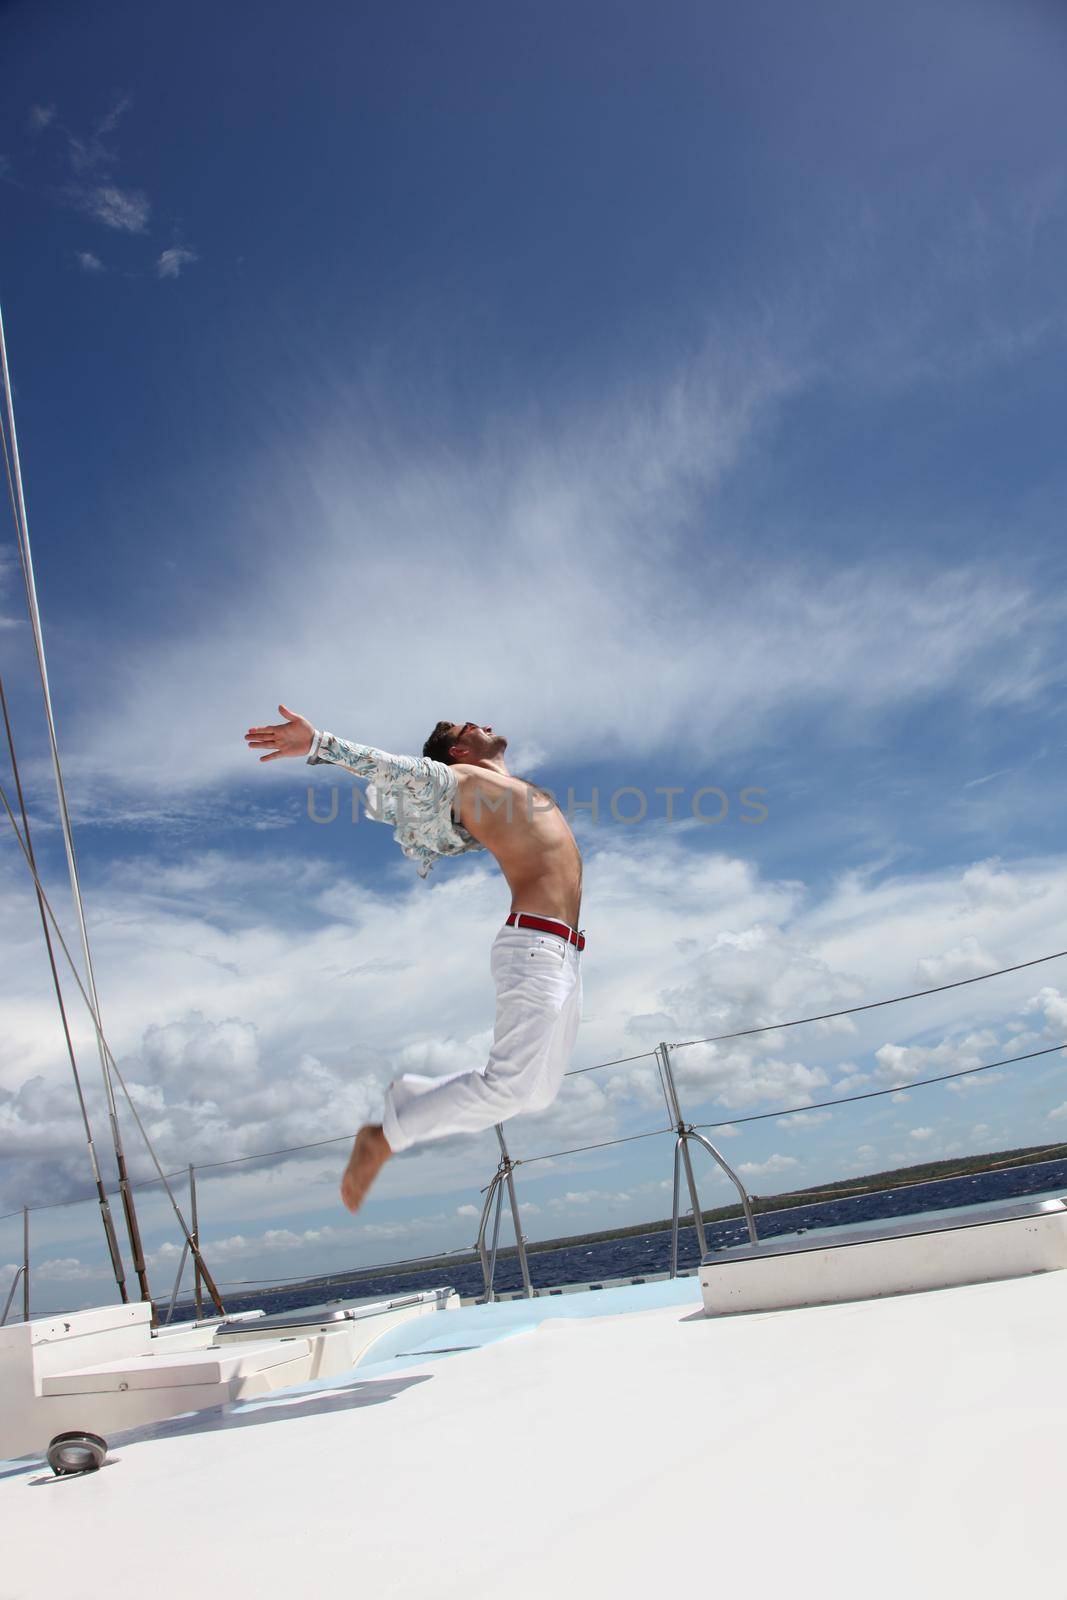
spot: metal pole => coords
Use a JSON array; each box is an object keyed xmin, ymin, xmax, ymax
[
  {"xmin": 22, "ymin": 1206, "xmax": 29, "ymax": 1323},
  {"xmin": 0, "ymin": 305, "xmax": 150, "ymax": 1307},
  {"xmin": 486, "ymin": 1180, "xmax": 504, "ymax": 1297},
  {"xmin": 687, "ymin": 1132, "xmax": 760, "ymax": 1248},
  {"xmin": 497, "ymin": 1125, "xmax": 533, "ymax": 1299},
  {"xmin": 657, "ymin": 1043, "xmax": 684, "ymax": 1125},
  {"xmin": 190, "ymin": 1165, "xmax": 203, "ymax": 1320},
  {"xmin": 163, "ymin": 1240, "xmax": 189, "ymax": 1325},
  {"xmin": 658, "ymin": 1042, "xmax": 760, "ymax": 1256},
  {"xmin": 670, "ymin": 1138, "xmax": 683, "ymax": 1278},
  {"xmin": 678, "ymin": 1137, "xmax": 710, "ymax": 1259},
  {"xmin": 660, "ymin": 1044, "xmax": 707, "ymax": 1258},
  {"xmin": 1, "ymin": 1268, "xmax": 24, "ymax": 1326},
  {"xmin": 476, "ymin": 1172, "xmax": 504, "ymax": 1300}
]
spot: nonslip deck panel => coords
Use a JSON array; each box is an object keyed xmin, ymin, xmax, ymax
[{"xmin": 704, "ymin": 1194, "xmax": 1067, "ymax": 1265}]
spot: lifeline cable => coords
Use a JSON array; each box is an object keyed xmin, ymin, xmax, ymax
[
  {"xmin": 671, "ymin": 948, "xmax": 1067, "ymax": 1050},
  {"xmin": 693, "ymin": 1039, "xmax": 1067, "ymax": 1130}
]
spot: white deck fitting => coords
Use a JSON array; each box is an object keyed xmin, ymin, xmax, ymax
[
  {"xmin": 700, "ymin": 1194, "xmax": 1067, "ymax": 1314},
  {"xmin": 0, "ymin": 1289, "xmax": 459, "ymax": 1459},
  {"xmin": 3, "ymin": 1269, "xmax": 1065, "ymax": 1600}
]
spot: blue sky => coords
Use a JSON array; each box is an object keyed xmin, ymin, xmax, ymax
[{"xmin": 2, "ymin": 0, "xmax": 1067, "ymax": 1311}]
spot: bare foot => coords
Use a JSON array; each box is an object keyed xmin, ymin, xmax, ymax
[{"xmin": 340, "ymin": 1124, "xmax": 392, "ymax": 1214}]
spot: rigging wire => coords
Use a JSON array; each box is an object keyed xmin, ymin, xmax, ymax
[
  {"xmin": 0, "ymin": 779, "xmax": 225, "ymax": 1313},
  {"xmin": 0, "ymin": 674, "xmax": 128, "ymax": 1301},
  {"xmin": 516, "ymin": 1125, "xmax": 671, "ymax": 1168},
  {"xmin": 0, "ymin": 1165, "xmax": 189, "ymax": 1221},
  {"xmin": 671, "ymin": 948, "xmax": 1067, "ymax": 1050},
  {"xmin": 0, "ymin": 303, "xmax": 151, "ymax": 1306},
  {"xmin": 564, "ymin": 1048, "xmax": 659, "ymax": 1077}
]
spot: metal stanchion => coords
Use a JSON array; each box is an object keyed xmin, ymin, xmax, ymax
[
  {"xmin": 476, "ymin": 1124, "xmax": 533, "ymax": 1300},
  {"xmin": 190, "ymin": 1165, "xmax": 203, "ymax": 1320},
  {"xmin": 1, "ymin": 1209, "xmax": 29, "ymax": 1326},
  {"xmin": 163, "ymin": 1239, "xmax": 190, "ymax": 1324},
  {"xmin": 657, "ymin": 1042, "xmax": 759, "ymax": 1275},
  {"xmin": 1, "ymin": 1268, "xmax": 23, "ymax": 1326}
]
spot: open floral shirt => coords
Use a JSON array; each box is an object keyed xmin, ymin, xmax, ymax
[{"xmin": 307, "ymin": 729, "xmax": 486, "ymax": 878}]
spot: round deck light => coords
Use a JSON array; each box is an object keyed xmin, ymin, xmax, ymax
[{"xmin": 46, "ymin": 1431, "xmax": 108, "ymax": 1477}]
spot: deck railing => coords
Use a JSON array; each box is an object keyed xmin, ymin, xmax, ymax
[{"xmin": 3, "ymin": 975, "xmax": 1067, "ymax": 1320}]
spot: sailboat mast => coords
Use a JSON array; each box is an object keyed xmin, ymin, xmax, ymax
[{"xmin": 0, "ymin": 303, "xmax": 151, "ymax": 1306}]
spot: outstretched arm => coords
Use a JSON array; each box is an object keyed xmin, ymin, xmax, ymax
[{"xmin": 244, "ymin": 705, "xmax": 449, "ymax": 791}]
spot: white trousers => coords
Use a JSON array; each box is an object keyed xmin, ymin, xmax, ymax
[{"xmin": 381, "ymin": 920, "xmax": 583, "ymax": 1153}]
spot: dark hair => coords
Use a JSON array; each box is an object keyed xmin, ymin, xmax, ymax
[{"xmin": 423, "ymin": 721, "xmax": 459, "ymax": 764}]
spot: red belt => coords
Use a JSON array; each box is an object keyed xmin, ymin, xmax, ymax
[{"xmin": 506, "ymin": 912, "xmax": 586, "ymax": 950}]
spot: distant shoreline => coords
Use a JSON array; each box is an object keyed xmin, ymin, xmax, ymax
[{"xmin": 206, "ymin": 1140, "xmax": 1067, "ymax": 1306}]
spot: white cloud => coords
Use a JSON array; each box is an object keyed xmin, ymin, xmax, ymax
[
  {"xmin": 0, "ymin": 544, "xmax": 24, "ymax": 631},
  {"xmin": 945, "ymin": 1071, "xmax": 1006, "ymax": 1096},
  {"xmin": 960, "ymin": 858, "xmax": 1028, "ymax": 911},
  {"xmin": 776, "ymin": 1110, "xmax": 831, "ymax": 1131},
  {"xmin": 76, "ymin": 250, "xmax": 104, "ymax": 274},
  {"xmin": 1025, "ymin": 987, "xmax": 1067, "ymax": 1035},
  {"xmin": 874, "ymin": 1030, "xmax": 1002, "ymax": 1090},
  {"xmin": 38, "ymin": 292, "xmax": 1065, "ymax": 810},
  {"xmin": 360, "ymin": 1212, "xmax": 449, "ymax": 1242},
  {"xmin": 908, "ymin": 1127, "xmax": 935, "ymax": 1142},
  {"xmin": 148, "ymin": 1223, "xmax": 351, "ymax": 1269},
  {"xmin": 547, "ymin": 1188, "xmax": 631, "ymax": 1211},
  {"xmin": 963, "ymin": 770, "xmax": 1011, "ymax": 790},
  {"xmin": 737, "ymin": 1153, "xmax": 800, "ymax": 1180},
  {"xmin": 34, "ymin": 1256, "xmax": 99, "ymax": 1282},
  {"xmin": 28, "ymin": 104, "xmax": 56, "ymax": 133},
  {"xmin": 668, "ymin": 1042, "xmax": 830, "ymax": 1113},
  {"xmin": 7, "ymin": 833, "xmax": 1067, "ymax": 1272},
  {"xmin": 157, "ymin": 246, "xmax": 198, "ymax": 280},
  {"xmin": 69, "ymin": 183, "xmax": 150, "ymax": 233},
  {"xmin": 915, "ymin": 936, "xmax": 998, "ymax": 985},
  {"xmin": 833, "ymin": 1069, "xmax": 870, "ymax": 1093},
  {"xmin": 96, "ymin": 94, "xmax": 132, "ymax": 137}
]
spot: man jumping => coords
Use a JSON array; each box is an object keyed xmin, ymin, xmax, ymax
[{"xmin": 244, "ymin": 706, "xmax": 584, "ymax": 1213}]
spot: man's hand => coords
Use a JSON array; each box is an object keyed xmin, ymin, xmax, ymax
[{"xmin": 245, "ymin": 704, "xmax": 315, "ymax": 762}]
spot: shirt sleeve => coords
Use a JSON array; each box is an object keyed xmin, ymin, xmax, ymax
[{"xmin": 306, "ymin": 730, "xmax": 454, "ymax": 796}]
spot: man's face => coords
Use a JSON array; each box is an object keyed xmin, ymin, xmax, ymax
[{"xmin": 450, "ymin": 722, "xmax": 507, "ymax": 761}]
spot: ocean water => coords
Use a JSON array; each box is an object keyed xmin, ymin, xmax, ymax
[{"xmin": 196, "ymin": 1156, "xmax": 1067, "ymax": 1320}]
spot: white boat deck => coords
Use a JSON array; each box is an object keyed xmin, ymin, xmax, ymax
[{"xmin": 4, "ymin": 1267, "xmax": 1064, "ymax": 1598}]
